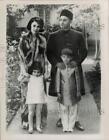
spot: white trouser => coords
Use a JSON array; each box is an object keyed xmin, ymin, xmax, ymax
[
  {"xmin": 60, "ymin": 104, "xmax": 77, "ymax": 131},
  {"xmin": 58, "ymin": 102, "xmax": 79, "ymax": 121}
]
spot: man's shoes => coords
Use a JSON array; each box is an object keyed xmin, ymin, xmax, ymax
[
  {"xmin": 56, "ymin": 118, "xmax": 62, "ymax": 127},
  {"xmin": 75, "ymin": 121, "xmax": 85, "ymax": 131}
]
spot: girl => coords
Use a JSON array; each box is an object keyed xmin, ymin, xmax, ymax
[
  {"xmin": 26, "ymin": 62, "xmax": 46, "ymax": 134},
  {"xmin": 55, "ymin": 48, "xmax": 81, "ymax": 132}
]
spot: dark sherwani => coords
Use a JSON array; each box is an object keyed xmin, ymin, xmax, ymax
[{"xmin": 46, "ymin": 29, "xmax": 87, "ymax": 96}]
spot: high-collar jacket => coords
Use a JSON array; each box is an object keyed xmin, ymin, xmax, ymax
[{"xmin": 46, "ymin": 29, "xmax": 87, "ymax": 96}]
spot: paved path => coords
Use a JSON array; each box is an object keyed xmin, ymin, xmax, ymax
[{"xmin": 7, "ymin": 58, "xmax": 100, "ymax": 134}]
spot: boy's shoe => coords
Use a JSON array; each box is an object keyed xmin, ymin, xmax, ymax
[
  {"xmin": 56, "ymin": 118, "xmax": 62, "ymax": 127},
  {"xmin": 75, "ymin": 121, "xmax": 85, "ymax": 131},
  {"xmin": 63, "ymin": 129, "xmax": 68, "ymax": 133},
  {"xmin": 68, "ymin": 128, "xmax": 74, "ymax": 133},
  {"xmin": 37, "ymin": 127, "xmax": 43, "ymax": 133}
]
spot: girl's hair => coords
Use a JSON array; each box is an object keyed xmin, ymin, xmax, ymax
[{"xmin": 27, "ymin": 17, "xmax": 44, "ymax": 31}]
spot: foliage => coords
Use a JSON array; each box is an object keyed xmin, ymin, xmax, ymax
[
  {"xmin": 85, "ymin": 61, "xmax": 101, "ymax": 113},
  {"xmin": 6, "ymin": 39, "xmax": 21, "ymax": 126}
]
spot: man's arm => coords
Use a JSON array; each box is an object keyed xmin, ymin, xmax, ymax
[
  {"xmin": 77, "ymin": 33, "xmax": 88, "ymax": 65},
  {"xmin": 46, "ymin": 34, "xmax": 59, "ymax": 66}
]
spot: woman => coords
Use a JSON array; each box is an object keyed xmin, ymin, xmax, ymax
[{"xmin": 18, "ymin": 17, "xmax": 47, "ymax": 132}]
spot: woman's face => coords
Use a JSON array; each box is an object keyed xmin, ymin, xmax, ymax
[{"xmin": 31, "ymin": 21, "xmax": 40, "ymax": 35}]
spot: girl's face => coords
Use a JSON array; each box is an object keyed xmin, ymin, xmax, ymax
[
  {"xmin": 31, "ymin": 21, "xmax": 40, "ymax": 35},
  {"xmin": 32, "ymin": 70, "xmax": 40, "ymax": 76},
  {"xmin": 59, "ymin": 16, "xmax": 71, "ymax": 30},
  {"xmin": 61, "ymin": 55, "xmax": 72, "ymax": 65}
]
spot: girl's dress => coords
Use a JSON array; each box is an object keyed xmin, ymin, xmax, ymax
[{"xmin": 26, "ymin": 75, "xmax": 46, "ymax": 104}]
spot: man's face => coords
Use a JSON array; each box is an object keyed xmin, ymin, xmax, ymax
[{"xmin": 59, "ymin": 16, "xmax": 71, "ymax": 30}]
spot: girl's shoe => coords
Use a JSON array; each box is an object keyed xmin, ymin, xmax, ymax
[
  {"xmin": 28, "ymin": 128, "xmax": 33, "ymax": 134},
  {"xmin": 37, "ymin": 127, "xmax": 43, "ymax": 133}
]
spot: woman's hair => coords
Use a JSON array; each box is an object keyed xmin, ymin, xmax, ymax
[{"xmin": 27, "ymin": 17, "xmax": 44, "ymax": 31}]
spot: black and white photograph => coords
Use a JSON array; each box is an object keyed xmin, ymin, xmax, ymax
[{"xmin": 0, "ymin": 0, "xmax": 109, "ymax": 139}]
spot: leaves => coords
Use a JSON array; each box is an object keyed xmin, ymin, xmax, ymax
[{"xmin": 6, "ymin": 39, "xmax": 21, "ymax": 127}]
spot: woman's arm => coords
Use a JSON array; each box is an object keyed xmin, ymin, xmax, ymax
[{"xmin": 46, "ymin": 34, "xmax": 59, "ymax": 66}]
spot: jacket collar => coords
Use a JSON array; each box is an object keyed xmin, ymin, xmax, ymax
[{"xmin": 57, "ymin": 61, "xmax": 76, "ymax": 69}]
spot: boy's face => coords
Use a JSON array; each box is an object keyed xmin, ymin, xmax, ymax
[{"xmin": 61, "ymin": 54, "xmax": 72, "ymax": 65}]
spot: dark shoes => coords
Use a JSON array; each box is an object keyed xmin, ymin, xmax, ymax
[
  {"xmin": 56, "ymin": 119, "xmax": 85, "ymax": 131},
  {"xmin": 75, "ymin": 121, "xmax": 85, "ymax": 131}
]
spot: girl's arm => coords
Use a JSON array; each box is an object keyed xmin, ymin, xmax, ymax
[{"xmin": 55, "ymin": 68, "xmax": 61, "ymax": 96}]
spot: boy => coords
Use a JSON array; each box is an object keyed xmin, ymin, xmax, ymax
[{"xmin": 55, "ymin": 48, "xmax": 81, "ymax": 132}]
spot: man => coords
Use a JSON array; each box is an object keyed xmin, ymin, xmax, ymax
[{"xmin": 46, "ymin": 9, "xmax": 87, "ymax": 131}]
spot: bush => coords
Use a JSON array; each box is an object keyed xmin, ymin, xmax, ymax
[
  {"xmin": 85, "ymin": 61, "xmax": 101, "ymax": 114},
  {"xmin": 6, "ymin": 39, "xmax": 21, "ymax": 127}
]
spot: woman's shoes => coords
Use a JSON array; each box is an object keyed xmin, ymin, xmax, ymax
[{"xmin": 37, "ymin": 127, "xmax": 43, "ymax": 133}]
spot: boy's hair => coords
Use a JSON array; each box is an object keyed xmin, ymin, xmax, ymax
[{"xmin": 61, "ymin": 48, "xmax": 73, "ymax": 57}]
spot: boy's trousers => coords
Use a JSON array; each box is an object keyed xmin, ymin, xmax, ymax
[{"xmin": 60, "ymin": 104, "xmax": 77, "ymax": 131}]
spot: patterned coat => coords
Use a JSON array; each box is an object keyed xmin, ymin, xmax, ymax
[{"xmin": 47, "ymin": 29, "xmax": 87, "ymax": 96}]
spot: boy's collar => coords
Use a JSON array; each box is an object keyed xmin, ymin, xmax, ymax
[{"xmin": 57, "ymin": 61, "xmax": 76, "ymax": 69}]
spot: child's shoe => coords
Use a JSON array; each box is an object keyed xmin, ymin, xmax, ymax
[{"xmin": 37, "ymin": 127, "xmax": 43, "ymax": 133}]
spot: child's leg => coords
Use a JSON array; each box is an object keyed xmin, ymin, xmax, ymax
[
  {"xmin": 36, "ymin": 104, "xmax": 43, "ymax": 130},
  {"xmin": 68, "ymin": 104, "xmax": 77, "ymax": 131},
  {"xmin": 60, "ymin": 104, "xmax": 68, "ymax": 131},
  {"xmin": 28, "ymin": 104, "xmax": 35, "ymax": 132}
]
